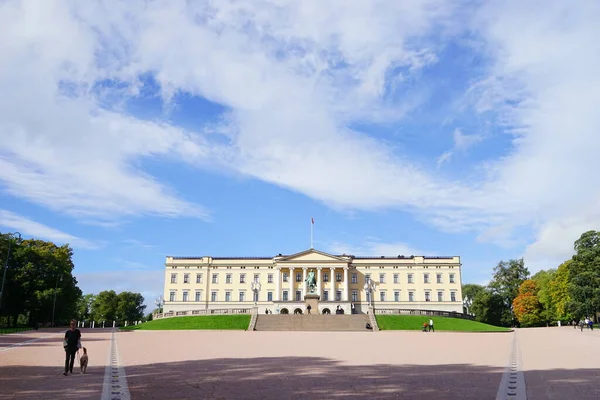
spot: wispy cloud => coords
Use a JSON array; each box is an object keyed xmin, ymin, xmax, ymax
[
  {"xmin": 328, "ymin": 239, "xmax": 427, "ymax": 257},
  {"xmin": 437, "ymin": 128, "xmax": 485, "ymax": 167},
  {"xmin": 122, "ymin": 239, "xmax": 155, "ymax": 249},
  {"xmin": 0, "ymin": 209, "xmax": 99, "ymax": 249}
]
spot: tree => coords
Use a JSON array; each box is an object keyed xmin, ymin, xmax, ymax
[
  {"xmin": 76, "ymin": 294, "xmax": 96, "ymax": 321},
  {"xmin": 115, "ymin": 291, "xmax": 146, "ymax": 323},
  {"xmin": 568, "ymin": 230, "xmax": 600, "ymax": 319},
  {"xmin": 513, "ymin": 280, "xmax": 543, "ymax": 327},
  {"xmin": 92, "ymin": 290, "xmax": 118, "ymax": 322},
  {"xmin": 532, "ymin": 269, "xmax": 556, "ymax": 325},
  {"xmin": 470, "ymin": 288, "xmax": 504, "ymax": 327},
  {"xmin": 462, "ymin": 284, "xmax": 485, "ymax": 315},
  {"xmin": 489, "ymin": 258, "xmax": 529, "ymax": 326},
  {"xmin": 548, "ymin": 261, "xmax": 573, "ymax": 322}
]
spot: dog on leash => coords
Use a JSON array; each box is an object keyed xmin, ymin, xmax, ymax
[{"xmin": 79, "ymin": 347, "xmax": 89, "ymax": 374}]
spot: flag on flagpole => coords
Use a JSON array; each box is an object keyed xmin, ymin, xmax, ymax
[{"xmin": 311, "ymin": 217, "xmax": 314, "ymax": 224}]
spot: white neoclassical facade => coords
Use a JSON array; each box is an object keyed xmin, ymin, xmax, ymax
[{"xmin": 162, "ymin": 249, "xmax": 463, "ymax": 315}]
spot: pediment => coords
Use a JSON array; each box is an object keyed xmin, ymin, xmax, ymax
[{"xmin": 277, "ymin": 249, "xmax": 349, "ymax": 263}]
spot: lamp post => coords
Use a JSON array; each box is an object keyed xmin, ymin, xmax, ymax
[
  {"xmin": 364, "ymin": 277, "xmax": 376, "ymax": 308},
  {"xmin": 251, "ymin": 281, "xmax": 261, "ymax": 306},
  {"xmin": 0, "ymin": 232, "xmax": 22, "ymax": 310},
  {"xmin": 155, "ymin": 295, "xmax": 165, "ymax": 313},
  {"xmin": 51, "ymin": 274, "xmax": 63, "ymax": 326}
]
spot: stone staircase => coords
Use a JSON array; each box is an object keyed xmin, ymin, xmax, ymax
[{"xmin": 254, "ymin": 314, "xmax": 373, "ymax": 332}]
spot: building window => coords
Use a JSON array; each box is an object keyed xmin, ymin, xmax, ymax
[
  {"xmin": 268, "ymin": 274, "xmax": 273, "ymax": 283},
  {"xmin": 196, "ymin": 274, "xmax": 202, "ymax": 284},
  {"xmin": 240, "ymin": 274, "xmax": 246, "ymax": 284},
  {"xmin": 393, "ymin": 274, "xmax": 399, "ymax": 284},
  {"xmin": 409, "ymin": 292, "xmax": 414, "ymax": 302},
  {"xmin": 380, "ymin": 291, "xmax": 386, "ymax": 302},
  {"xmin": 323, "ymin": 290, "xmax": 329, "ymax": 301},
  {"xmin": 424, "ymin": 274, "xmax": 430, "ymax": 284},
  {"xmin": 212, "ymin": 274, "xmax": 218, "ymax": 284},
  {"xmin": 352, "ymin": 290, "xmax": 358, "ymax": 302},
  {"xmin": 425, "ymin": 292, "xmax": 431, "ymax": 302},
  {"xmin": 394, "ymin": 291, "xmax": 400, "ymax": 302},
  {"xmin": 323, "ymin": 273, "xmax": 329, "ymax": 282},
  {"xmin": 336, "ymin": 273, "xmax": 342, "ymax": 282},
  {"xmin": 254, "ymin": 274, "xmax": 260, "ymax": 283},
  {"xmin": 351, "ymin": 273, "xmax": 358, "ymax": 283},
  {"xmin": 169, "ymin": 291, "xmax": 175, "ymax": 302},
  {"xmin": 183, "ymin": 274, "xmax": 189, "ymax": 284},
  {"xmin": 379, "ymin": 273, "xmax": 385, "ymax": 284},
  {"xmin": 253, "ymin": 291, "xmax": 259, "ymax": 302},
  {"xmin": 296, "ymin": 273, "xmax": 302, "ymax": 282},
  {"xmin": 449, "ymin": 274, "xmax": 455, "ymax": 284},
  {"xmin": 195, "ymin": 291, "xmax": 201, "ymax": 302},
  {"xmin": 225, "ymin": 292, "xmax": 231, "ymax": 302},
  {"xmin": 211, "ymin": 292, "xmax": 217, "ymax": 302},
  {"xmin": 170, "ymin": 274, "xmax": 177, "ymax": 284},
  {"xmin": 283, "ymin": 273, "xmax": 289, "ymax": 282},
  {"xmin": 451, "ymin": 292, "xmax": 456, "ymax": 302},
  {"xmin": 438, "ymin": 291, "xmax": 443, "ymax": 302},
  {"xmin": 336, "ymin": 290, "xmax": 342, "ymax": 301},
  {"xmin": 436, "ymin": 273, "xmax": 442, "ymax": 284},
  {"xmin": 267, "ymin": 292, "xmax": 273, "ymax": 301},
  {"xmin": 365, "ymin": 273, "xmax": 371, "ymax": 282},
  {"xmin": 183, "ymin": 291, "xmax": 189, "ymax": 301},
  {"xmin": 282, "ymin": 291, "xmax": 289, "ymax": 301},
  {"xmin": 239, "ymin": 291, "xmax": 245, "ymax": 302},
  {"xmin": 296, "ymin": 291, "xmax": 302, "ymax": 301},
  {"xmin": 407, "ymin": 274, "xmax": 413, "ymax": 284},
  {"xmin": 226, "ymin": 274, "xmax": 232, "ymax": 284}
]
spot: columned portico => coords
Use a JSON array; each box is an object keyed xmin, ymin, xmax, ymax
[
  {"xmin": 302, "ymin": 267, "xmax": 307, "ymax": 297},
  {"xmin": 289, "ymin": 267, "xmax": 294, "ymax": 299},
  {"xmin": 330, "ymin": 267, "xmax": 335, "ymax": 299},
  {"xmin": 316, "ymin": 267, "xmax": 322, "ymax": 298},
  {"xmin": 275, "ymin": 267, "xmax": 281, "ymax": 301}
]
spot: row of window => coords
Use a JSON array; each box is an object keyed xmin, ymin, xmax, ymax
[
  {"xmin": 171, "ymin": 272, "xmax": 457, "ymax": 285},
  {"xmin": 169, "ymin": 290, "xmax": 458, "ymax": 303}
]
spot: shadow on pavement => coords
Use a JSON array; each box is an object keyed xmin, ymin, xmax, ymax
[{"xmin": 2, "ymin": 357, "xmax": 600, "ymax": 399}]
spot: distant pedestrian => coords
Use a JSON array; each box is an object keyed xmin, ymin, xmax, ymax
[
  {"xmin": 307, "ymin": 304, "xmax": 312, "ymax": 314},
  {"xmin": 429, "ymin": 318, "xmax": 434, "ymax": 332},
  {"xmin": 63, "ymin": 320, "xmax": 81, "ymax": 376}
]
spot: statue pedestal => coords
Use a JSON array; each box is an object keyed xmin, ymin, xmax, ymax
[{"xmin": 304, "ymin": 294, "xmax": 320, "ymax": 314}]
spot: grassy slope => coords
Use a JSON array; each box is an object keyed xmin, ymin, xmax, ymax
[
  {"xmin": 121, "ymin": 315, "xmax": 251, "ymax": 330},
  {"xmin": 376, "ymin": 315, "xmax": 510, "ymax": 332}
]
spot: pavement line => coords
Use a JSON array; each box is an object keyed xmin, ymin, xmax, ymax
[
  {"xmin": 101, "ymin": 330, "xmax": 131, "ymax": 400},
  {"xmin": 496, "ymin": 330, "xmax": 527, "ymax": 400},
  {"xmin": 0, "ymin": 333, "xmax": 62, "ymax": 353}
]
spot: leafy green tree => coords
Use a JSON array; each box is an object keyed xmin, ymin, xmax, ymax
[
  {"xmin": 548, "ymin": 261, "xmax": 573, "ymax": 322},
  {"xmin": 76, "ymin": 294, "xmax": 96, "ymax": 321},
  {"xmin": 115, "ymin": 291, "xmax": 146, "ymax": 322},
  {"xmin": 470, "ymin": 288, "xmax": 504, "ymax": 326},
  {"xmin": 532, "ymin": 269, "xmax": 556, "ymax": 325},
  {"xmin": 489, "ymin": 258, "xmax": 529, "ymax": 326},
  {"xmin": 568, "ymin": 230, "xmax": 600, "ymax": 319},
  {"xmin": 92, "ymin": 290, "xmax": 119, "ymax": 322},
  {"xmin": 462, "ymin": 283, "xmax": 485, "ymax": 315}
]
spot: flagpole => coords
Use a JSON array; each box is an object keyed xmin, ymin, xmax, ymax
[{"xmin": 310, "ymin": 217, "xmax": 314, "ymax": 249}]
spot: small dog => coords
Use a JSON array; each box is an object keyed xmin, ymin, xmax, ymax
[{"xmin": 79, "ymin": 347, "xmax": 89, "ymax": 374}]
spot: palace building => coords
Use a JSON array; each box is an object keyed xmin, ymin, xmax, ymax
[{"xmin": 162, "ymin": 249, "xmax": 463, "ymax": 315}]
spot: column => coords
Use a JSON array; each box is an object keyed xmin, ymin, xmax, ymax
[
  {"xmin": 330, "ymin": 267, "xmax": 335, "ymax": 300},
  {"xmin": 316, "ymin": 267, "xmax": 322, "ymax": 298},
  {"xmin": 344, "ymin": 267, "xmax": 349, "ymax": 301},
  {"xmin": 302, "ymin": 267, "xmax": 307, "ymax": 297},
  {"xmin": 275, "ymin": 267, "xmax": 281, "ymax": 301},
  {"xmin": 289, "ymin": 267, "xmax": 294, "ymax": 301}
]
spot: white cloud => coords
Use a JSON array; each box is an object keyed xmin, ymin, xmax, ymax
[
  {"xmin": 437, "ymin": 128, "xmax": 485, "ymax": 167},
  {"xmin": 0, "ymin": 0, "xmax": 598, "ymax": 271},
  {"xmin": 0, "ymin": 209, "xmax": 98, "ymax": 249}
]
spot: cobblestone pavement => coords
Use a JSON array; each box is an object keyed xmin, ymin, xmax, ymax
[{"xmin": 1, "ymin": 327, "xmax": 598, "ymax": 399}]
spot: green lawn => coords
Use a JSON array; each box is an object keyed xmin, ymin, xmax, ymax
[
  {"xmin": 121, "ymin": 315, "xmax": 251, "ymax": 331},
  {"xmin": 375, "ymin": 315, "xmax": 510, "ymax": 332},
  {"xmin": 0, "ymin": 327, "xmax": 31, "ymax": 335}
]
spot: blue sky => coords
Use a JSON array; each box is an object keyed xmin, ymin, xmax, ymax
[{"xmin": 1, "ymin": 1, "xmax": 599, "ymax": 308}]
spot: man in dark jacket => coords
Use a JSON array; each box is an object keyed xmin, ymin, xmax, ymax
[{"xmin": 63, "ymin": 320, "xmax": 81, "ymax": 375}]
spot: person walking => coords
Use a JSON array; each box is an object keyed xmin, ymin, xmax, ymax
[
  {"xmin": 63, "ymin": 319, "xmax": 81, "ymax": 376},
  {"xmin": 429, "ymin": 318, "xmax": 435, "ymax": 332}
]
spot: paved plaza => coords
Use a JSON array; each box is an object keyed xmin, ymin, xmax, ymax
[{"xmin": 0, "ymin": 326, "xmax": 599, "ymax": 399}]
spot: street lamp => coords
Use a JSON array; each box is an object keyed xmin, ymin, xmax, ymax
[
  {"xmin": 364, "ymin": 277, "xmax": 376, "ymax": 308},
  {"xmin": 0, "ymin": 232, "xmax": 22, "ymax": 310},
  {"xmin": 251, "ymin": 281, "xmax": 261, "ymax": 306},
  {"xmin": 52, "ymin": 274, "xmax": 63, "ymax": 326},
  {"xmin": 155, "ymin": 295, "xmax": 165, "ymax": 313}
]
